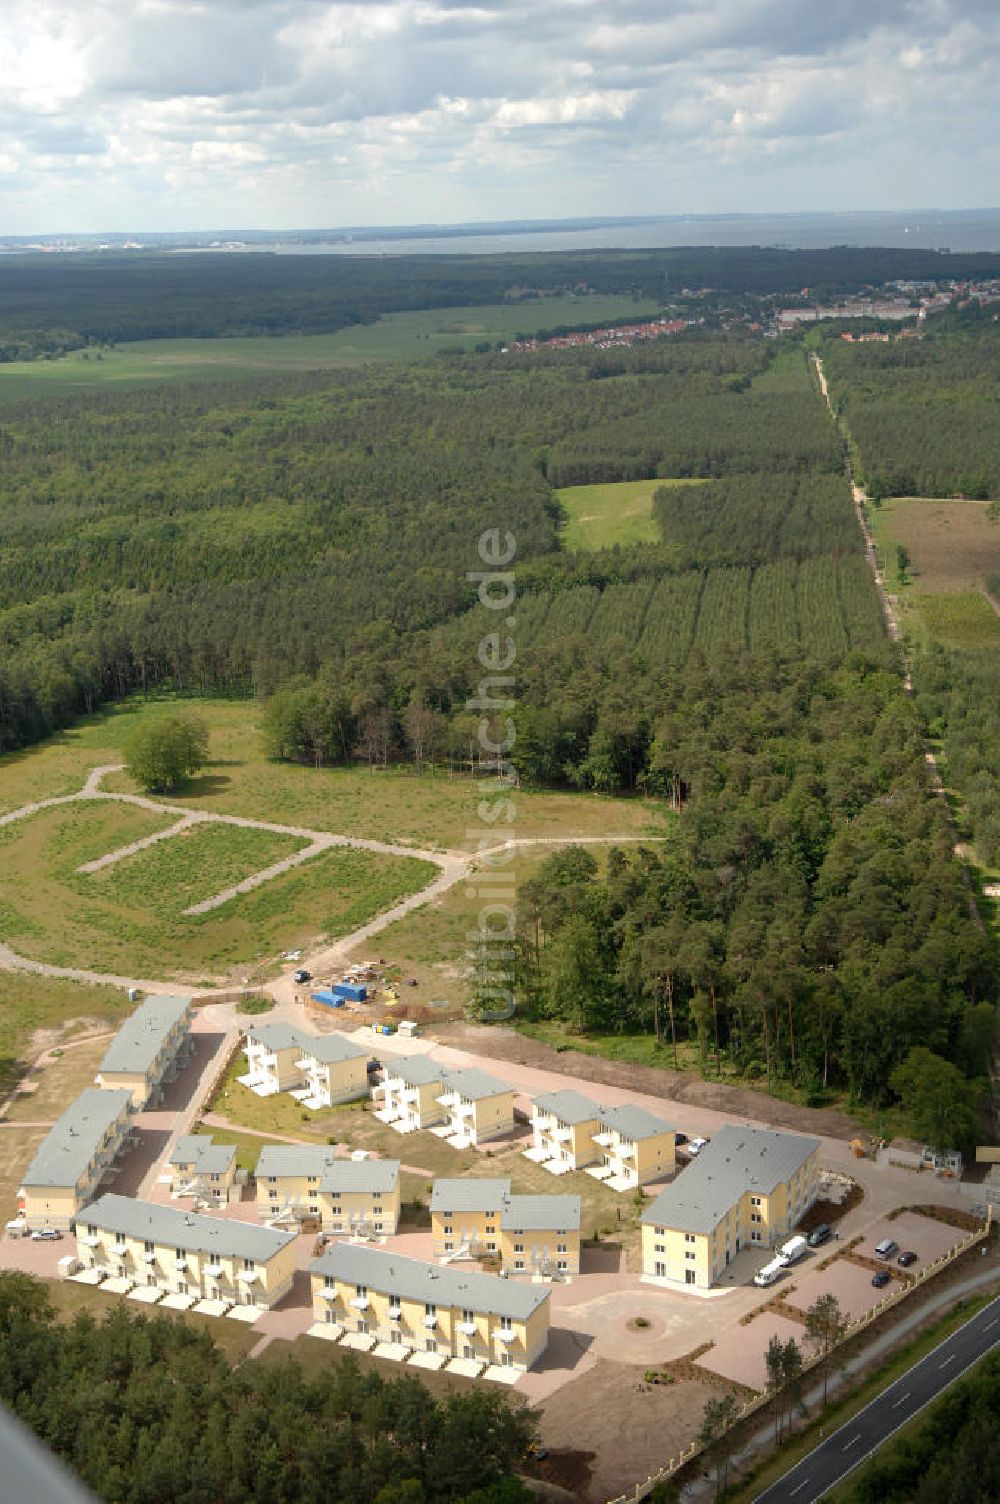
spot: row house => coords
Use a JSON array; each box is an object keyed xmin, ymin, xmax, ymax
[
  {"xmin": 256, "ymin": 1147, "xmax": 401, "ymax": 1235},
  {"xmin": 641, "ymin": 1126, "xmax": 821, "ymax": 1289},
  {"xmin": 74, "ymin": 1193, "xmax": 296, "ymax": 1309},
  {"xmin": 433, "ymin": 1068, "xmax": 515, "ymax": 1147},
  {"xmin": 166, "ymin": 1135, "xmax": 238, "ymax": 1205},
  {"xmin": 18, "ymin": 1087, "xmax": 134, "ymax": 1230},
  {"xmin": 526, "ymin": 1093, "xmax": 676, "ymax": 1188},
  {"xmin": 95, "ymin": 994, "xmax": 193, "ymax": 1108},
  {"xmin": 372, "ymin": 1055, "xmax": 449, "ymax": 1133},
  {"xmin": 429, "ymin": 1179, "xmax": 581, "ymax": 1274},
  {"xmin": 239, "ymin": 1023, "xmax": 367, "ymax": 1107},
  {"xmin": 239, "ymin": 1023, "xmax": 307, "ymax": 1096},
  {"xmin": 310, "ymin": 1243, "xmax": 550, "ymax": 1372}
]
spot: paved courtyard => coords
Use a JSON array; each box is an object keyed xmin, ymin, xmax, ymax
[
  {"xmin": 785, "ymin": 1254, "xmax": 898, "ymax": 1322},
  {"xmin": 854, "ymin": 1210, "xmax": 966, "ymax": 1266},
  {"xmin": 694, "ymin": 1310, "xmax": 808, "ymax": 1391}
]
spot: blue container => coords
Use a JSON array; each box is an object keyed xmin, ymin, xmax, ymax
[{"xmin": 310, "ymin": 990, "xmax": 345, "ymax": 1008}]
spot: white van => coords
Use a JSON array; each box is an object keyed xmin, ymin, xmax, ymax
[
  {"xmin": 778, "ymin": 1235, "xmax": 809, "ymax": 1266},
  {"xmin": 753, "ymin": 1258, "xmax": 785, "ymax": 1288}
]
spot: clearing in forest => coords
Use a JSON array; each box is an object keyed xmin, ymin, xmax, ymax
[
  {"xmin": 556, "ymin": 477, "xmax": 705, "ymax": 551},
  {"xmin": 870, "ymin": 496, "xmax": 1000, "ymax": 649}
]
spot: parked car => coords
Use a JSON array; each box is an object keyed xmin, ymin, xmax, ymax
[
  {"xmin": 292, "ymin": 968, "xmax": 311, "ymax": 984},
  {"xmin": 687, "ymin": 1137, "xmax": 709, "ymax": 1156},
  {"xmin": 874, "ymin": 1238, "xmax": 899, "ymax": 1260},
  {"xmin": 777, "ymin": 1235, "xmax": 809, "ymax": 1266},
  {"xmin": 754, "ymin": 1258, "xmax": 786, "ymax": 1288},
  {"xmin": 897, "ymin": 1250, "xmax": 918, "ymax": 1268},
  {"xmin": 807, "ymin": 1224, "xmax": 831, "ymax": 1248},
  {"xmin": 872, "ymin": 1269, "xmax": 892, "ymax": 1289},
  {"xmin": 30, "ymin": 1228, "xmax": 62, "ymax": 1241}
]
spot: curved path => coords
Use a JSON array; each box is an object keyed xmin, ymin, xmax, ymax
[{"xmin": 0, "ymin": 764, "xmax": 667, "ymax": 996}]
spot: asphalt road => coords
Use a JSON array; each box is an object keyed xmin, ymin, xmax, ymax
[{"xmin": 753, "ymin": 1292, "xmax": 1000, "ymax": 1503}]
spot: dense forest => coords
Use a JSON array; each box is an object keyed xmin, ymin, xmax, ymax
[
  {"xmin": 845, "ymin": 1347, "xmax": 1000, "ymax": 1504},
  {"xmin": 4, "ymin": 244, "xmax": 1000, "ymax": 357},
  {"xmin": 0, "ymin": 1273, "xmax": 534, "ymax": 1503}
]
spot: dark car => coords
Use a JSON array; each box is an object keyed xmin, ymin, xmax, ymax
[
  {"xmin": 872, "ymin": 1269, "xmax": 892, "ymax": 1289},
  {"xmin": 807, "ymin": 1224, "xmax": 831, "ymax": 1248},
  {"xmin": 292, "ymin": 968, "xmax": 311, "ymax": 984},
  {"xmin": 897, "ymin": 1250, "xmax": 918, "ymax": 1268},
  {"xmin": 674, "ymin": 1132, "xmax": 688, "ymax": 1147}
]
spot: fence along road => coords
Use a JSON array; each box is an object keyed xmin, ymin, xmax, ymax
[{"xmin": 752, "ymin": 1292, "xmax": 1000, "ymax": 1503}]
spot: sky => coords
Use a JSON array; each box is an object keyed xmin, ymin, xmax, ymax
[{"xmin": 1, "ymin": 0, "xmax": 998, "ymax": 234}]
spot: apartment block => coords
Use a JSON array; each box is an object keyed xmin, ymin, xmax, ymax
[
  {"xmin": 641, "ymin": 1126, "xmax": 821, "ymax": 1289},
  {"xmin": 255, "ymin": 1144, "xmax": 338, "ymax": 1221},
  {"xmin": 372, "ymin": 1055, "xmax": 450, "ymax": 1133},
  {"xmin": 590, "ymin": 1104, "xmax": 676, "ymax": 1188},
  {"xmin": 239, "ymin": 1023, "xmax": 307, "ymax": 1097},
  {"xmin": 310, "ymin": 1243, "xmax": 551, "ymax": 1371},
  {"xmin": 433, "ymin": 1068, "xmax": 515, "ymax": 1147},
  {"xmin": 74, "ymin": 1193, "xmax": 297, "ymax": 1308},
  {"xmin": 430, "ymin": 1179, "xmax": 581, "ymax": 1274},
  {"xmin": 167, "ymin": 1135, "xmax": 238, "ymax": 1204},
  {"xmin": 95, "ymin": 994, "xmax": 193, "ymax": 1108},
  {"xmin": 318, "ymin": 1160, "xmax": 401, "ymax": 1236},
  {"xmin": 526, "ymin": 1090, "xmax": 601, "ymax": 1173},
  {"xmin": 294, "ymin": 1032, "xmax": 369, "ymax": 1109},
  {"xmin": 430, "ymin": 1179, "xmax": 509, "ymax": 1258},
  {"xmin": 18, "ymin": 1087, "xmax": 134, "ymax": 1230}
]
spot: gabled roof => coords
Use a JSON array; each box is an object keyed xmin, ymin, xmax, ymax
[
  {"xmin": 598, "ymin": 1103, "xmax": 675, "ymax": 1142},
  {"xmin": 244, "ymin": 1022, "xmax": 305, "ymax": 1052},
  {"xmin": 310, "ymin": 1243, "xmax": 550, "ymax": 1321},
  {"xmin": 255, "ymin": 1144, "xmax": 338, "ymax": 1179},
  {"xmin": 501, "ymin": 1195, "xmax": 581, "ymax": 1232},
  {"xmin": 383, "ymin": 1055, "xmax": 448, "ymax": 1087},
  {"xmin": 20, "ymin": 1087, "xmax": 133, "ymax": 1190},
  {"xmin": 430, "ymin": 1178, "xmax": 511, "ymax": 1213},
  {"xmin": 443, "ymin": 1067, "xmax": 513, "ymax": 1102},
  {"xmin": 169, "ymin": 1135, "xmax": 236, "ymax": 1177},
  {"xmin": 534, "ymin": 1089, "xmax": 601, "ymax": 1126},
  {"xmin": 299, "ymin": 1032, "xmax": 368, "ymax": 1066},
  {"xmin": 99, "ymin": 995, "xmax": 190, "ymax": 1076},
  {"xmin": 319, "ymin": 1160, "xmax": 399, "ymax": 1194},
  {"xmin": 77, "ymin": 1193, "xmax": 295, "ymax": 1262},
  {"xmin": 641, "ymin": 1125, "xmax": 821, "ymax": 1236}
]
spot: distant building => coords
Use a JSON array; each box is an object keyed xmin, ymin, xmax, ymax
[
  {"xmin": 239, "ymin": 1024, "xmax": 367, "ymax": 1107},
  {"xmin": 95, "ymin": 995, "xmax": 193, "ymax": 1108},
  {"xmin": 641, "ymin": 1125, "xmax": 821, "ymax": 1288},
  {"xmin": 526, "ymin": 1093, "xmax": 676, "ymax": 1188}
]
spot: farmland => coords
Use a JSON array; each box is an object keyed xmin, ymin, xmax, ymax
[
  {"xmin": 556, "ymin": 478, "xmax": 702, "ymax": 551},
  {"xmin": 0, "ymin": 293, "xmax": 662, "ymax": 400}
]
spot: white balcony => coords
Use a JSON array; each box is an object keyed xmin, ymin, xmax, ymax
[
  {"xmin": 592, "ymin": 1132, "xmax": 614, "ymax": 1148},
  {"xmin": 495, "ymin": 1328, "xmax": 516, "ymax": 1343},
  {"xmin": 320, "ymin": 1287, "xmax": 338, "ymax": 1301},
  {"xmin": 423, "ymin": 1314, "xmax": 438, "ymax": 1329},
  {"xmin": 436, "ymin": 1091, "xmax": 459, "ymax": 1109},
  {"xmin": 80, "ymin": 1235, "xmax": 100, "ymax": 1247},
  {"xmin": 458, "ymin": 1321, "xmax": 477, "ymax": 1335},
  {"xmin": 389, "ymin": 1306, "xmax": 402, "ymax": 1321},
  {"xmin": 553, "ymin": 1126, "xmax": 573, "ymax": 1142},
  {"xmin": 205, "ymin": 1263, "xmax": 224, "ymax": 1277},
  {"xmin": 237, "ymin": 1269, "xmax": 259, "ymax": 1284},
  {"xmin": 350, "ymin": 1295, "xmax": 370, "ymax": 1310},
  {"xmin": 142, "ymin": 1252, "xmax": 156, "ymax": 1263}
]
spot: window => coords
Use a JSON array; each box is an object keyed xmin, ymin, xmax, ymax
[
  {"xmin": 557, "ymin": 1260, "xmax": 568, "ymax": 1271},
  {"xmin": 443, "ymin": 1224, "xmax": 453, "ymax": 1234},
  {"xmin": 356, "ymin": 1284, "xmax": 368, "ymax": 1298},
  {"xmin": 424, "ymin": 1302, "xmax": 436, "ymax": 1316},
  {"xmin": 655, "ymin": 1243, "xmax": 665, "ymax": 1255},
  {"xmin": 444, "ymin": 1242, "xmax": 453, "ymax": 1252},
  {"xmin": 750, "ymin": 1196, "xmax": 762, "ymax": 1207},
  {"xmin": 268, "ymin": 1189, "xmax": 278, "ymax": 1199},
  {"xmin": 324, "ymin": 1274, "xmax": 335, "ymax": 1289},
  {"xmin": 654, "ymin": 1261, "xmax": 666, "ymax": 1278},
  {"xmin": 373, "ymin": 1194, "xmax": 381, "ymax": 1203},
  {"xmin": 685, "ymin": 1234, "xmax": 696, "ymax": 1244},
  {"xmin": 685, "ymin": 1251, "xmax": 696, "ymax": 1262},
  {"xmin": 751, "ymin": 1213, "xmax": 762, "ymax": 1224},
  {"xmin": 514, "ymin": 1243, "xmax": 524, "ymax": 1253},
  {"xmin": 486, "ymin": 1242, "xmax": 496, "ymax": 1252},
  {"xmin": 243, "ymin": 1258, "xmax": 255, "ymax": 1272},
  {"xmin": 374, "ymin": 1222, "xmax": 383, "ymax": 1232},
  {"xmin": 462, "ymin": 1309, "xmax": 474, "ymax": 1324},
  {"xmin": 499, "ymin": 1316, "xmax": 512, "ymax": 1332},
  {"xmin": 144, "ymin": 1240, "xmax": 154, "ymax": 1254},
  {"xmin": 176, "ymin": 1247, "xmax": 186, "ymax": 1260},
  {"xmin": 310, "ymin": 1205, "xmax": 319, "ymax": 1215},
  {"xmin": 514, "ymin": 1260, "xmax": 524, "ymax": 1270},
  {"xmin": 267, "ymin": 1176, "xmax": 277, "ymax": 1185},
  {"xmin": 464, "ymin": 1344, "xmax": 475, "ymax": 1360},
  {"xmin": 685, "ymin": 1270, "xmax": 696, "ymax": 1286},
  {"xmin": 655, "ymin": 1226, "xmax": 664, "ymax": 1236},
  {"xmin": 557, "ymin": 1243, "xmax": 567, "ymax": 1253}
]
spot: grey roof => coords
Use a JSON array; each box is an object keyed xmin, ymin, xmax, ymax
[
  {"xmin": 21, "ymin": 1088, "xmax": 133, "ymax": 1190},
  {"xmin": 430, "ymin": 1178, "xmax": 511, "ymax": 1213},
  {"xmin": 310, "ymin": 1243, "xmax": 550, "ymax": 1321},
  {"xmin": 300, "ymin": 1032, "xmax": 368, "ymax": 1066},
  {"xmin": 319, "ymin": 1160, "xmax": 399, "ymax": 1194},
  {"xmin": 534, "ymin": 1089, "xmax": 600, "ymax": 1126},
  {"xmin": 245, "ymin": 1022, "xmax": 305, "ymax": 1052},
  {"xmin": 642, "ymin": 1125, "xmax": 822, "ymax": 1236},
  {"xmin": 99, "ymin": 995, "xmax": 190, "ymax": 1076},
  {"xmin": 255, "ymin": 1144, "xmax": 338, "ymax": 1179},
  {"xmin": 443, "ymin": 1067, "xmax": 513, "ymax": 1102},
  {"xmin": 77, "ymin": 1193, "xmax": 295, "ymax": 1262},
  {"xmin": 385, "ymin": 1055, "xmax": 449, "ymax": 1087},
  {"xmin": 598, "ymin": 1103, "xmax": 675, "ymax": 1142},
  {"xmin": 501, "ymin": 1195, "xmax": 581, "ymax": 1233},
  {"xmin": 169, "ymin": 1136, "xmax": 236, "ymax": 1176}
]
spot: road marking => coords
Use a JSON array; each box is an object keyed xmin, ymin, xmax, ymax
[
  {"xmin": 788, "ymin": 1481, "xmax": 809, "ymax": 1497},
  {"xmin": 984, "ymin": 1319, "xmax": 997, "ymax": 1332},
  {"xmin": 842, "ymin": 1434, "xmax": 861, "ymax": 1451},
  {"xmin": 892, "ymin": 1393, "xmax": 911, "ymax": 1409},
  {"xmin": 939, "ymin": 1354, "xmax": 956, "ymax": 1368}
]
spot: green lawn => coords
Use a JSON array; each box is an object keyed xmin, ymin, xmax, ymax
[
  {"xmin": 0, "ymin": 973, "xmax": 127, "ymax": 1091},
  {"xmin": 0, "ymin": 295, "xmax": 663, "ymax": 399},
  {"xmin": 556, "ymin": 477, "xmax": 707, "ymax": 551},
  {"xmin": 0, "ymin": 794, "xmax": 434, "ymax": 981}
]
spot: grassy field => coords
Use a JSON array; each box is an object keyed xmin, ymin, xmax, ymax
[
  {"xmin": 0, "ymin": 797, "xmax": 434, "ymax": 981},
  {"xmin": 0, "ymin": 295, "xmax": 662, "ymax": 399},
  {"xmin": 0, "ymin": 973, "xmax": 127, "ymax": 1087},
  {"xmin": 556, "ymin": 477, "xmax": 706, "ymax": 551},
  {"xmin": 3, "ymin": 1035, "xmax": 110, "ymax": 1124},
  {"xmin": 870, "ymin": 496, "xmax": 1000, "ymax": 649},
  {"xmin": 0, "ymin": 1125, "xmax": 48, "ymax": 1221}
]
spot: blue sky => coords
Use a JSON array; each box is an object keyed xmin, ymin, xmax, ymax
[{"xmin": 1, "ymin": 0, "xmax": 997, "ymax": 233}]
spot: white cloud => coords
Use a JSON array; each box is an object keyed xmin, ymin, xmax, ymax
[{"xmin": 0, "ymin": 0, "xmax": 996, "ymax": 230}]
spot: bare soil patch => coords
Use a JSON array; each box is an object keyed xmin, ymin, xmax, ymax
[
  {"xmin": 886, "ymin": 498, "xmax": 1000, "ymax": 593},
  {"xmin": 436, "ymin": 1023, "xmax": 865, "ymax": 1140}
]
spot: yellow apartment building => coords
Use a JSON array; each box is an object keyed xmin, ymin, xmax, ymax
[
  {"xmin": 239, "ymin": 1023, "xmax": 308, "ymax": 1096},
  {"xmin": 95, "ymin": 995, "xmax": 193, "ymax": 1108},
  {"xmin": 166, "ymin": 1135, "xmax": 238, "ymax": 1205},
  {"xmin": 18, "ymin": 1087, "xmax": 134, "ymax": 1231},
  {"xmin": 430, "ymin": 1180, "xmax": 581, "ymax": 1274},
  {"xmin": 372, "ymin": 1055, "xmax": 449, "ymax": 1133},
  {"xmin": 433, "ymin": 1068, "xmax": 515, "ymax": 1147},
  {"xmin": 74, "ymin": 1193, "xmax": 297, "ymax": 1309},
  {"xmin": 591, "ymin": 1104, "xmax": 676, "ymax": 1189},
  {"xmin": 641, "ymin": 1125, "xmax": 822, "ymax": 1288},
  {"xmin": 255, "ymin": 1144, "xmax": 338, "ymax": 1221},
  {"xmin": 295, "ymin": 1033, "xmax": 369, "ymax": 1109},
  {"xmin": 310, "ymin": 1243, "xmax": 551, "ymax": 1372},
  {"xmin": 526, "ymin": 1090, "xmax": 601, "ymax": 1172},
  {"xmin": 318, "ymin": 1159, "xmax": 401, "ymax": 1236}
]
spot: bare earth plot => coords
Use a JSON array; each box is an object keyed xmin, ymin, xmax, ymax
[{"xmin": 871, "ymin": 496, "xmax": 1000, "ymax": 650}]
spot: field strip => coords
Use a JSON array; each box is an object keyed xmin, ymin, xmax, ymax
[
  {"xmin": 77, "ymin": 812, "xmax": 210, "ymax": 873},
  {"xmin": 0, "ymin": 762, "xmax": 668, "ymax": 992}
]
